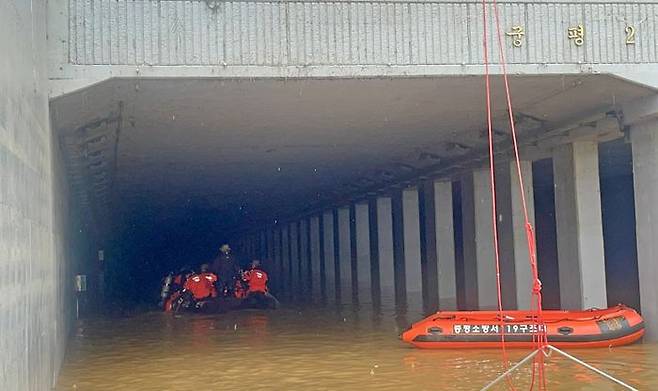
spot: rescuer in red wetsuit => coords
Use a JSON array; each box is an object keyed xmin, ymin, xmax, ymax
[
  {"xmin": 242, "ymin": 260, "xmax": 269, "ymax": 294},
  {"xmin": 184, "ymin": 264, "xmax": 218, "ymax": 300}
]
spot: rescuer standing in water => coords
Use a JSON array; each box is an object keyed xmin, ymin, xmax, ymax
[{"xmin": 210, "ymin": 244, "xmax": 240, "ymax": 296}]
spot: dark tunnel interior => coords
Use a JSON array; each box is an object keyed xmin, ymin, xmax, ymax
[
  {"xmin": 50, "ymin": 77, "xmax": 644, "ymax": 313},
  {"xmin": 93, "ymin": 139, "xmax": 640, "ymax": 313}
]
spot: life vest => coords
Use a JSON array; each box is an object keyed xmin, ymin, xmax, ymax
[
  {"xmin": 184, "ymin": 272, "xmax": 218, "ymax": 300},
  {"xmin": 243, "ymin": 269, "xmax": 268, "ymax": 293}
]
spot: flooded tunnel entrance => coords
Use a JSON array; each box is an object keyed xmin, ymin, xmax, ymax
[
  {"xmin": 51, "ymin": 75, "xmax": 654, "ymax": 389},
  {"xmin": 7, "ymin": 1, "xmax": 658, "ymax": 388}
]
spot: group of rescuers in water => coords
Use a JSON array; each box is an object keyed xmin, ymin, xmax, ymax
[{"xmin": 159, "ymin": 244, "xmax": 277, "ymax": 312}]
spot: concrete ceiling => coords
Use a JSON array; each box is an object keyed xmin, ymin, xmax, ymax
[{"xmin": 50, "ymin": 75, "xmax": 654, "ymax": 236}]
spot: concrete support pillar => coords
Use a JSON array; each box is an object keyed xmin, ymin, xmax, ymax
[
  {"xmin": 298, "ymin": 220, "xmax": 308, "ymax": 298},
  {"xmin": 496, "ymin": 161, "xmax": 536, "ymax": 310},
  {"xmin": 631, "ymin": 122, "xmax": 658, "ymax": 341},
  {"xmin": 368, "ymin": 198, "xmax": 382, "ymax": 305},
  {"xmin": 323, "ymin": 211, "xmax": 336, "ymax": 302},
  {"xmin": 349, "ymin": 205, "xmax": 359, "ymax": 302},
  {"xmin": 290, "ymin": 222, "xmax": 299, "ymax": 299},
  {"xmin": 462, "ymin": 168, "xmax": 498, "ymax": 310},
  {"xmin": 376, "ymin": 197, "xmax": 395, "ymax": 302},
  {"xmin": 281, "ymin": 226, "xmax": 290, "ymax": 297},
  {"xmin": 355, "ymin": 202, "xmax": 371, "ymax": 301},
  {"xmin": 260, "ymin": 231, "xmax": 267, "ymax": 261},
  {"xmin": 435, "ymin": 181, "xmax": 457, "ymax": 309},
  {"xmin": 553, "ymin": 142, "xmax": 607, "ymax": 310},
  {"xmin": 266, "ymin": 229, "xmax": 274, "ymax": 276},
  {"xmin": 310, "ymin": 216, "xmax": 323, "ymax": 300},
  {"xmin": 331, "ymin": 210, "xmax": 341, "ymax": 303},
  {"xmin": 337, "ymin": 207, "xmax": 352, "ymax": 303},
  {"xmin": 251, "ymin": 235, "xmax": 257, "ymax": 260},
  {"xmin": 403, "ymin": 188, "xmax": 422, "ymax": 308},
  {"xmin": 419, "ymin": 180, "xmax": 440, "ymax": 312},
  {"xmin": 391, "ymin": 190, "xmax": 407, "ymax": 305},
  {"xmin": 272, "ymin": 228, "xmax": 282, "ymax": 293}
]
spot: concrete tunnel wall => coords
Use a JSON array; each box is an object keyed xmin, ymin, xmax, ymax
[{"xmin": 1, "ymin": 1, "xmax": 83, "ymax": 389}]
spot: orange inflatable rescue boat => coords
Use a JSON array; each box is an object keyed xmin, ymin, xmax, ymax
[{"xmin": 401, "ymin": 304, "xmax": 644, "ymax": 349}]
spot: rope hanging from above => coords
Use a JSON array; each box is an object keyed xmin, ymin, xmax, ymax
[{"xmin": 480, "ymin": 0, "xmax": 547, "ymax": 389}]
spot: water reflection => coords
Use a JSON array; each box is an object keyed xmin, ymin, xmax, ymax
[{"xmin": 56, "ymin": 296, "xmax": 658, "ymax": 391}]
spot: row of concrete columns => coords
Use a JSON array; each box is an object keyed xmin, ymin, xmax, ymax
[
  {"xmin": 237, "ymin": 126, "xmax": 658, "ymax": 340},
  {"xmin": 238, "ymin": 153, "xmax": 609, "ymax": 313},
  {"xmin": 241, "ymin": 182, "xmax": 459, "ymax": 311}
]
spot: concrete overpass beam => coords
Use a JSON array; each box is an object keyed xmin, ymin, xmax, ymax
[
  {"xmin": 462, "ymin": 168, "xmax": 498, "ymax": 310},
  {"xmin": 553, "ymin": 142, "xmax": 607, "ymax": 310},
  {"xmin": 630, "ymin": 121, "xmax": 658, "ymax": 341},
  {"xmin": 622, "ymin": 94, "xmax": 658, "ymax": 128},
  {"xmin": 496, "ymin": 161, "xmax": 536, "ymax": 310}
]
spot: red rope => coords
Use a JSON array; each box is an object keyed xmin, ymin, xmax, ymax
[
  {"xmin": 489, "ymin": 0, "xmax": 548, "ymax": 350},
  {"xmin": 482, "ymin": 0, "xmax": 548, "ymax": 389},
  {"xmin": 480, "ymin": 2, "xmax": 516, "ymax": 390}
]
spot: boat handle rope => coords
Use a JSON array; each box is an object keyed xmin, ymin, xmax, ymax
[{"xmin": 480, "ymin": 345, "xmax": 639, "ymax": 391}]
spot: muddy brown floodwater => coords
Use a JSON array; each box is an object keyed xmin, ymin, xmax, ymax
[{"xmin": 56, "ymin": 297, "xmax": 658, "ymax": 391}]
